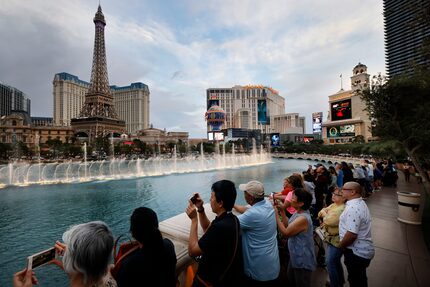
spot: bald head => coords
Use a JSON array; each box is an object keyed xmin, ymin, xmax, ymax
[{"xmin": 342, "ymin": 181, "xmax": 363, "ymax": 200}]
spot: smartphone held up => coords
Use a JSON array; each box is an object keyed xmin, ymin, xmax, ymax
[
  {"xmin": 27, "ymin": 247, "xmax": 56, "ymax": 269},
  {"xmin": 190, "ymin": 193, "xmax": 199, "ymax": 205}
]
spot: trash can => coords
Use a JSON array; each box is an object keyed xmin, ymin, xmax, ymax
[{"xmin": 397, "ymin": 192, "xmax": 421, "ymax": 225}]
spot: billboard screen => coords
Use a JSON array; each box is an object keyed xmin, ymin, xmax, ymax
[
  {"xmin": 303, "ymin": 137, "xmax": 314, "ymax": 143},
  {"xmin": 270, "ymin": 133, "xmax": 280, "ymax": 147},
  {"xmin": 257, "ymin": 100, "xmax": 268, "ymax": 124},
  {"xmin": 214, "ymin": 132, "xmax": 224, "ymax": 141},
  {"xmin": 331, "ymin": 99, "xmax": 352, "ymax": 121},
  {"xmin": 207, "ymin": 133, "xmax": 214, "ymax": 141},
  {"xmin": 312, "ymin": 112, "xmax": 323, "ymax": 133},
  {"xmin": 327, "ymin": 124, "xmax": 355, "ymax": 137}
]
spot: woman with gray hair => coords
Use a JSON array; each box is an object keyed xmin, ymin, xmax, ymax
[
  {"xmin": 55, "ymin": 221, "xmax": 116, "ymax": 286},
  {"xmin": 13, "ymin": 221, "xmax": 116, "ymax": 287}
]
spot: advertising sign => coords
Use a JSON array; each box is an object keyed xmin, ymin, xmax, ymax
[
  {"xmin": 303, "ymin": 136, "xmax": 314, "ymax": 143},
  {"xmin": 214, "ymin": 132, "xmax": 224, "ymax": 141},
  {"xmin": 208, "ymin": 132, "xmax": 225, "ymax": 141},
  {"xmin": 270, "ymin": 133, "xmax": 280, "ymax": 147},
  {"xmin": 312, "ymin": 112, "xmax": 323, "ymax": 133},
  {"xmin": 327, "ymin": 124, "xmax": 355, "ymax": 137},
  {"xmin": 331, "ymin": 99, "xmax": 352, "ymax": 121},
  {"xmin": 257, "ymin": 100, "xmax": 268, "ymax": 124}
]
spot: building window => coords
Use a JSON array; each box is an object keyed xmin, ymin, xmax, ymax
[{"xmin": 12, "ymin": 120, "xmax": 17, "ymax": 126}]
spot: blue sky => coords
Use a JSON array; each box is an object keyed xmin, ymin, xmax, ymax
[{"xmin": 0, "ymin": 0, "xmax": 385, "ymax": 137}]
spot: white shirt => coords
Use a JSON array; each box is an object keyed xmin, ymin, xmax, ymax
[
  {"xmin": 339, "ymin": 198, "xmax": 375, "ymax": 259},
  {"xmin": 304, "ymin": 181, "xmax": 316, "ymax": 204}
]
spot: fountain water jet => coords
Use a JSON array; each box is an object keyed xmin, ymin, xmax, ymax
[{"xmin": 0, "ymin": 146, "xmax": 272, "ymax": 187}]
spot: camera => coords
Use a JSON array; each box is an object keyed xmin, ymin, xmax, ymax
[
  {"xmin": 27, "ymin": 247, "xmax": 56, "ymax": 269},
  {"xmin": 190, "ymin": 194, "xmax": 199, "ymax": 204}
]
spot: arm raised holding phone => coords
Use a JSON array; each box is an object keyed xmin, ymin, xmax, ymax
[
  {"xmin": 13, "ymin": 221, "xmax": 116, "ymax": 287},
  {"xmin": 189, "ymin": 192, "xmax": 210, "ymax": 232}
]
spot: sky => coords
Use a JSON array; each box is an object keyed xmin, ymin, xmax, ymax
[{"xmin": 0, "ymin": 0, "xmax": 385, "ymax": 138}]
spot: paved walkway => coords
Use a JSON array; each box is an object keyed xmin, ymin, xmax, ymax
[
  {"xmin": 365, "ymin": 176, "xmax": 430, "ymax": 287},
  {"xmin": 312, "ymin": 176, "xmax": 430, "ymax": 286}
]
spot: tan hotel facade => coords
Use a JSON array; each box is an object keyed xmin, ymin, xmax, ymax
[
  {"xmin": 322, "ymin": 63, "xmax": 373, "ymax": 144},
  {"xmin": 206, "ymin": 85, "xmax": 304, "ymax": 133},
  {"xmin": 53, "ymin": 73, "xmax": 150, "ymax": 134}
]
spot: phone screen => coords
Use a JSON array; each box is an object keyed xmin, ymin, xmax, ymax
[{"xmin": 27, "ymin": 247, "xmax": 56, "ymax": 269}]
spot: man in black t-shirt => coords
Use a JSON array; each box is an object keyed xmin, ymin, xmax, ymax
[{"xmin": 186, "ymin": 180, "xmax": 244, "ymax": 287}]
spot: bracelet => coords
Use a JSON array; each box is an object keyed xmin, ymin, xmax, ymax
[{"xmin": 197, "ymin": 207, "xmax": 205, "ymax": 213}]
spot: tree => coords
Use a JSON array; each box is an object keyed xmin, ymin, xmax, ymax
[
  {"xmin": 351, "ymin": 135, "xmax": 365, "ymax": 144},
  {"xmin": 360, "ymin": 70, "xmax": 430, "ymax": 194},
  {"xmin": 93, "ymin": 136, "xmax": 110, "ymax": 156},
  {"xmin": 133, "ymin": 139, "xmax": 147, "ymax": 154},
  {"xmin": 0, "ymin": 143, "xmax": 12, "ymax": 159}
]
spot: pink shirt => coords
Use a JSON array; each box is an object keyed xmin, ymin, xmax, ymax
[{"xmin": 285, "ymin": 191, "xmax": 296, "ymax": 214}]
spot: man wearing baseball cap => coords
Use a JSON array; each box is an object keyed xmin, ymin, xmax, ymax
[{"xmin": 234, "ymin": 180, "xmax": 280, "ymax": 286}]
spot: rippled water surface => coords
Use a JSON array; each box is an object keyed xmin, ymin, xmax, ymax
[{"xmin": 0, "ymin": 158, "xmax": 313, "ymax": 286}]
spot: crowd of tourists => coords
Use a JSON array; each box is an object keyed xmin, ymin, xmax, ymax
[{"xmin": 13, "ymin": 160, "xmax": 383, "ymax": 287}]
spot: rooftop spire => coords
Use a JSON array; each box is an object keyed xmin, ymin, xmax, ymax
[{"xmin": 93, "ymin": 4, "xmax": 106, "ymax": 25}]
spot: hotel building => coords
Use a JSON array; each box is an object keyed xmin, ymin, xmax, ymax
[
  {"xmin": 53, "ymin": 72, "xmax": 150, "ymax": 134},
  {"xmin": 272, "ymin": 113, "xmax": 306, "ymax": 134},
  {"xmin": 0, "ymin": 82, "xmax": 31, "ymax": 116},
  {"xmin": 322, "ymin": 63, "xmax": 373, "ymax": 144},
  {"xmin": 206, "ymin": 85, "xmax": 285, "ymax": 134},
  {"xmin": 384, "ymin": 0, "xmax": 430, "ymax": 76},
  {"xmin": 0, "ymin": 111, "xmax": 73, "ymax": 147}
]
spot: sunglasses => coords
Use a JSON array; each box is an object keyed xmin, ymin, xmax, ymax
[{"xmin": 333, "ymin": 193, "xmax": 343, "ymax": 196}]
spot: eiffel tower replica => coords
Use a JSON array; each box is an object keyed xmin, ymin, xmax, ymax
[{"xmin": 71, "ymin": 5, "xmax": 125, "ymax": 142}]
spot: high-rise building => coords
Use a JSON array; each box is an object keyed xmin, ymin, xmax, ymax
[
  {"xmin": 111, "ymin": 83, "xmax": 150, "ymax": 134},
  {"xmin": 206, "ymin": 85, "xmax": 285, "ymax": 134},
  {"xmin": 384, "ymin": 0, "xmax": 430, "ymax": 76},
  {"xmin": 71, "ymin": 5, "xmax": 125, "ymax": 140},
  {"xmin": 0, "ymin": 83, "xmax": 31, "ymax": 116},
  {"xmin": 53, "ymin": 72, "xmax": 150, "ymax": 133},
  {"xmin": 272, "ymin": 113, "xmax": 305, "ymax": 134},
  {"xmin": 53, "ymin": 73, "xmax": 88, "ymax": 126}
]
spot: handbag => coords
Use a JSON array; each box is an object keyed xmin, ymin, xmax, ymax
[
  {"xmin": 111, "ymin": 234, "xmax": 140, "ymax": 279},
  {"xmin": 315, "ymin": 226, "xmax": 325, "ymax": 241}
]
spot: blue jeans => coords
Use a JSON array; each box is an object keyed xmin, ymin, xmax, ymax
[{"xmin": 326, "ymin": 244, "xmax": 345, "ymax": 287}]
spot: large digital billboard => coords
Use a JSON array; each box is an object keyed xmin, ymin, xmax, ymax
[
  {"xmin": 303, "ymin": 136, "xmax": 315, "ymax": 143},
  {"xmin": 214, "ymin": 132, "xmax": 224, "ymax": 141},
  {"xmin": 331, "ymin": 99, "xmax": 352, "ymax": 121},
  {"xmin": 270, "ymin": 133, "xmax": 280, "ymax": 147},
  {"xmin": 327, "ymin": 124, "xmax": 355, "ymax": 137},
  {"xmin": 207, "ymin": 131, "xmax": 224, "ymax": 141},
  {"xmin": 312, "ymin": 112, "xmax": 323, "ymax": 133},
  {"xmin": 257, "ymin": 100, "xmax": 268, "ymax": 124}
]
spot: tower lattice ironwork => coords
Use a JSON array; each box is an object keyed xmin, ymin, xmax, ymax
[
  {"xmin": 71, "ymin": 5, "xmax": 125, "ymax": 141},
  {"xmin": 79, "ymin": 5, "xmax": 117, "ymax": 119}
]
